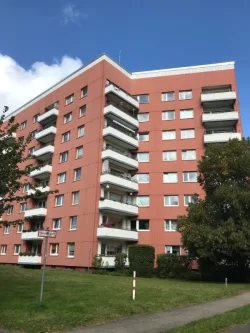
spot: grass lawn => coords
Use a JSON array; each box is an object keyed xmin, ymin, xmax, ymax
[
  {"xmin": 1, "ymin": 266, "xmax": 250, "ymax": 333},
  {"xmin": 167, "ymin": 305, "xmax": 250, "ymax": 333}
]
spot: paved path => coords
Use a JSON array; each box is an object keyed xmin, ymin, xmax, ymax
[
  {"xmin": 65, "ymin": 293, "xmax": 250, "ymax": 333},
  {"xmin": 225, "ymin": 322, "xmax": 250, "ymax": 332}
]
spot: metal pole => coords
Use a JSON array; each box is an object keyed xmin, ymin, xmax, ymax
[
  {"xmin": 88, "ymin": 248, "xmax": 91, "ymax": 273},
  {"xmin": 132, "ymin": 271, "xmax": 136, "ymax": 300},
  {"xmin": 40, "ymin": 236, "xmax": 48, "ymax": 306},
  {"xmin": 225, "ymin": 277, "xmax": 228, "ymax": 288}
]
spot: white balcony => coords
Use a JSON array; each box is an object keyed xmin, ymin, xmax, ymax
[
  {"xmin": 99, "ymin": 199, "xmax": 138, "ymax": 216},
  {"xmin": 27, "ymin": 186, "xmax": 50, "ymax": 196},
  {"xmin": 103, "ymin": 126, "xmax": 138, "ymax": 150},
  {"xmin": 30, "ymin": 165, "xmax": 52, "ymax": 179},
  {"xmin": 201, "ymin": 91, "xmax": 236, "ymax": 104},
  {"xmin": 21, "ymin": 231, "xmax": 43, "ymax": 241},
  {"xmin": 204, "ymin": 132, "xmax": 242, "ymax": 144},
  {"xmin": 102, "ymin": 149, "xmax": 138, "ymax": 170},
  {"xmin": 97, "ymin": 227, "xmax": 138, "ymax": 241},
  {"xmin": 35, "ymin": 126, "xmax": 57, "ymax": 143},
  {"xmin": 24, "ymin": 207, "xmax": 47, "ymax": 219},
  {"xmin": 100, "ymin": 173, "xmax": 138, "ymax": 192},
  {"xmin": 100, "ymin": 256, "xmax": 129, "ymax": 268},
  {"xmin": 202, "ymin": 111, "xmax": 239, "ymax": 125},
  {"xmin": 18, "ymin": 255, "xmax": 41, "ymax": 265},
  {"xmin": 33, "ymin": 145, "xmax": 54, "ymax": 161},
  {"xmin": 104, "ymin": 105, "xmax": 138, "ymax": 130},
  {"xmin": 38, "ymin": 108, "xmax": 58, "ymax": 125},
  {"xmin": 105, "ymin": 84, "xmax": 139, "ymax": 110}
]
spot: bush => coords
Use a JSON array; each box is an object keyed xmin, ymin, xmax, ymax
[
  {"xmin": 129, "ymin": 245, "xmax": 155, "ymax": 277},
  {"xmin": 157, "ymin": 254, "xmax": 192, "ymax": 279},
  {"xmin": 93, "ymin": 255, "xmax": 103, "ymax": 268},
  {"xmin": 115, "ymin": 253, "xmax": 127, "ymax": 272}
]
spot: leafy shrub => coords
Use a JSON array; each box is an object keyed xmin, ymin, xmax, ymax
[
  {"xmin": 115, "ymin": 253, "xmax": 127, "ymax": 271},
  {"xmin": 129, "ymin": 245, "xmax": 155, "ymax": 277},
  {"xmin": 157, "ymin": 254, "xmax": 192, "ymax": 279},
  {"xmin": 93, "ymin": 255, "xmax": 103, "ymax": 268}
]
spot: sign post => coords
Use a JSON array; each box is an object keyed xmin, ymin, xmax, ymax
[{"xmin": 38, "ymin": 229, "xmax": 56, "ymax": 306}]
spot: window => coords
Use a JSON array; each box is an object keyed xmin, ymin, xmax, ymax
[
  {"xmin": 138, "ymin": 113, "xmax": 149, "ymax": 122},
  {"xmin": 182, "ymin": 150, "xmax": 196, "ymax": 160},
  {"xmin": 28, "ymin": 147, "xmax": 35, "ymax": 156},
  {"xmin": 7, "ymin": 206, "xmax": 13, "ymax": 215},
  {"xmin": 166, "ymin": 245, "xmax": 180, "ymax": 255},
  {"xmin": 162, "ymin": 92, "xmax": 175, "ymax": 102},
  {"xmin": 23, "ymin": 183, "xmax": 30, "ymax": 192},
  {"xmin": 50, "ymin": 243, "xmax": 59, "ymax": 255},
  {"xmin": 163, "ymin": 173, "xmax": 178, "ymax": 183},
  {"xmin": 70, "ymin": 216, "xmax": 77, "ymax": 230},
  {"xmin": 14, "ymin": 244, "xmax": 21, "ymax": 255},
  {"xmin": 136, "ymin": 94, "xmax": 149, "ymax": 104},
  {"xmin": 4, "ymin": 225, "xmax": 10, "ymax": 234},
  {"xmin": 137, "ymin": 152, "xmax": 149, "ymax": 162},
  {"xmin": 79, "ymin": 105, "xmax": 86, "ymax": 117},
  {"xmin": 164, "ymin": 195, "xmax": 179, "ymax": 206},
  {"xmin": 179, "ymin": 90, "xmax": 192, "ymax": 100},
  {"xmin": 81, "ymin": 86, "xmax": 88, "ymax": 98},
  {"xmin": 165, "ymin": 220, "xmax": 177, "ymax": 231},
  {"xmin": 163, "ymin": 151, "xmax": 177, "ymax": 161},
  {"xmin": 64, "ymin": 112, "xmax": 72, "ymax": 124},
  {"xmin": 20, "ymin": 121, "xmax": 27, "ymax": 130},
  {"xmin": 137, "ymin": 174, "xmax": 149, "ymax": 183},
  {"xmin": 67, "ymin": 243, "xmax": 75, "ymax": 257},
  {"xmin": 138, "ymin": 132, "xmax": 149, "ymax": 142},
  {"xmin": 184, "ymin": 195, "xmax": 195, "ymax": 206},
  {"xmin": 55, "ymin": 195, "xmax": 64, "ymax": 206},
  {"xmin": 53, "ymin": 218, "xmax": 61, "ymax": 230},
  {"xmin": 180, "ymin": 109, "xmax": 194, "ymax": 119},
  {"xmin": 101, "ymin": 244, "xmax": 122, "ymax": 256},
  {"xmin": 183, "ymin": 172, "xmax": 197, "ymax": 182},
  {"xmin": 138, "ymin": 220, "xmax": 150, "ymax": 230},
  {"xmin": 31, "ymin": 130, "xmax": 37, "ymax": 138},
  {"xmin": 162, "ymin": 130, "xmax": 176, "ymax": 140},
  {"xmin": 58, "ymin": 172, "xmax": 66, "ymax": 184},
  {"xmin": 78, "ymin": 125, "xmax": 85, "ymax": 138},
  {"xmin": 66, "ymin": 94, "xmax": 74, "ymax": 105},
  {"xmin": 76, "ymin": 146, "xmax": 83, "ymax": 159},
  {"xmin": 162, "ymin": 111, "xmax": 175, "ymax": 121},
  {"xmin": 1, "ymin": 245, "xmax": 7, "ymax": 255},
  {"xmin": 74, "ymin": 168, "xmax": 81, "ymax": 181},
  {"xmin": 33, "ymin": 114, "xmax": 39, "ymax": 123},
  {"xmin": 181, "ymin": 129, "xmax": 195, "ymax": 139},
  {"xmin": 60, "ymin": 151, "xmax": 68, "ymax": 163},
  {"xmin": 137, "ymin": 196, "xmax": 150, "ymax": 207},
  {"xmin": 20, "ymin": 202, "xmax": 27, "ymax": 212},
  {"xmin": 17, "ymin": 224, "xmax": 23, "ymax": 233},
  {"xmin": 62, "ymin": 131, "xmax": 70, "ymax": 143},
  {"xmin": 72, "ymin": 191, "xmax": 79, "ymax": 205}
]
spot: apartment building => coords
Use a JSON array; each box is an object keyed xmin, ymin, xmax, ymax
[{"xmin": 0, "ymin": 54, "xmax": 242, "ymax": 269}]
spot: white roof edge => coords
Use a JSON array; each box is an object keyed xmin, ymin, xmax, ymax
[{"xmin": 5, "ymin": 56, "xmax": 235, "ymax": 120}]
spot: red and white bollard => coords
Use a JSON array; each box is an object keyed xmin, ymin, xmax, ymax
[{"xmin": 132, "ymin": 271, "xmax": 136, "ymax": 300}]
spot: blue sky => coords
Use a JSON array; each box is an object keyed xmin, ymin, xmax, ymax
[{"xmin": 0, "ymin": 0, "xmax": 249, "ymax": 135}]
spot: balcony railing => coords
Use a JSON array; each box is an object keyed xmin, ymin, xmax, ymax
[
  {"xmin": 202, "ymin": 88, "xmax": 233, "ymax": 94},
  {"xmin": 103, "ymin": 146, "xmax": 137, "ymax": 160},
  {"xmin": 105, "ymin": 122, "xmax": 137, "ymax": 139},
  {"xmin": 101, "ymin": 197, "xmax": 137, "ymax": 207},
  {"xmin": 105, "ymin": 82, "xmax": 138, "ymax": 101},
  {"xmin": 99, "ymin": 224, "xmax": 137, "ymax": 231},
  {"xmin": 102, "ymin": 170, "xmax": 138, "ymax": 183},
  {"xmin": 203, "ymin": 108, "xmax": 235, "ymax": 114}
]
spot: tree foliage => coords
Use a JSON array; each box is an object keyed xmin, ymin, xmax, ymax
[{"xmin": 178, "ymin": 138, "xmax": 250, "ymax": 281}]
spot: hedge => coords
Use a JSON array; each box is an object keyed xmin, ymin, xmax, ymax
[
  {"xmin": 129, "ymin": 245, "xmax": 155, "ymax": 277},
  {"xmin": 157, "ymin": 254, "xmax": 192, "ymax": 279}
]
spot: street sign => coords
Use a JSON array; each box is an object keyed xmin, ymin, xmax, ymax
[{"xmin": 38, "ymin": 230, "xmax": 56, "ymax": 238}]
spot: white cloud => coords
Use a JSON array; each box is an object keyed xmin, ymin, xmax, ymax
[
  {"xmin": 0, "ymin": 54, "xmax": 83, "ymax": 114},
  {"xmin": 62, "ymin": 4, "xmax": 88, "ymax": 25}
]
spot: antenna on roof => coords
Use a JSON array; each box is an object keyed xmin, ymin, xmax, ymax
[{"xmin": 119, "ymin": 50, "xmax": 121, "ymax": 65}]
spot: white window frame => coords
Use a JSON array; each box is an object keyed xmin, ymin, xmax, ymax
[
  {"xmin": 81, "ymin": 86, "xmax": 88, "ymax": 98},
  {"xmin": 72, "ymin": 191, "xmax": 80, "ymax": 205},
  {"xmin": 179, "ymin": 90, "xmax": 192, "ymax": 100},
  {"xmin": 137, "ymin": 196, "xmax": 150, "ymax": 207},
  {"xmin": 180, "ymin": 109, "xmax": 194, "ymax": 119},
  {"xmin": 137, "ymin": 113, "xmax": 149, "ymax": 122},
  {"xmin": 53, "ymin": 218, "xmax": 61, "ymax": 230},
  {"xmin": 163, "ymin": 151, "xmax": 177, "ymax": 161},
  {"xmin": 7, "ymin": 206, "xmax": 13, "ymax": 215},
  {"xmin": 162, "ymin": 111, "xmax": 175, "ymax": 121},
  {"xmin": 20, "ymin": 202, "xmax": 27, "ymax": 212},
  {"xmin": 138, "ymin": 132, "xmax": 149, "ymax": 142},
  {"xmin": 184, "ymin": 195, "xmax": 195, "ymax": 206},
  {"xmin": 136, "ymin": 95, "xmax": 149, "ymax": 104},
  {"xmin": 62, "ymin": 131, "xmax": 70, "ymax": 143},
  {"xmin": 50, "ymin": 243, "xmax": 59, "ymax": 256},
  {"xmin": 162, "ymin": 130, "xmax": 176, "ymax": 140},
  {"xmin": 33, "ymin": 114, "xmax": 39, "ymax": 123},
  {"xmin": 76, "ymin": 146, "xmax": 83, "ymax": 159},
  {"xmin": 67, "ymin": 243, "xmax": 75, "ymax": 258},
  {"xmin": 23, "ymin": 184, "xmax": 30, "ymax": 193},
  {"xmin": 138, "ymin": 220, "xmax": 150, "ymax": 231},
  {"xmin": 181, "ymin": 129, "xmax": 195, "ymax": 139},
  {"xmin": 79, "ymin": 105, "xmax": 86, "ymax": 117},
  {"xmin": 17, "ymin": 224, "xmax": 23, "ymax": 233},
  {"xmin": 1, "ymin": 245, "xmax": 7, "ymax": 255},
  {"xmin": 165, "ymin": 220, "xmax": 177, "ymax": 232},
  {"xmin": 66, "ymin": 94, "xmax": 74, "ymax": 105},
  {"xmin": 55, "ymin": 195, "xmax": 64, "ymax": 207},
  {"xmin": 58, "ymin": 172, "xmax": 66, "ymax": 184},
  {"xmin": 137, "ymin": 152, "xmax": 149, "ymax": 163},
  {"xmin": 164, "ymin": 195, "xmax": 179, "ymax": 207},
  {"xmin": 64, "ymin": 112, "xmax": 72, "ymax": 124},
  {"xmin": 70, "ymin": 216, "xmax": 77, "ymax": 230},
  {"xmin": 28, "ymin": 147, "xmax": 35, "ymax": 156},
  {"xmin": 74, "ymin": 168, "xmax": 81, "ymax": 181},
  {"xmin": 165, "ymin": 245, "xmax": 181, "ymax": 255},
  {"xmin": 163, "ymin": 173, "xmax": 178, "ymax": 183},
  {"xmin": 60, "ymin": 151, "xmax": 68, "ymax": 163},
  {"xmin": 136, "ymin": 174, "xmax": 150, "ymax": 184},
  {"xmin": 183, "ymin": 172, "xmax": 197, "ymax": 183},
  {"xmin": 182, "ymin": 150, "xmax": 196, "ymax": 161},
  {"xmin": 78, "ymin": 126, "xmax": 85, "ymax": 138},
  {"xmin": 161, "ymin": 92, "xmax": 175, "ymax": 102},
  {"xmin": 4, "ymin": 225, "xmax": 10, "ymax": 234},
  {"xmin": 20, "ymin": 121, "xmax": 27, "ymax": 130},
  {"xmin": 14, "ymin": 244, "xmax": 21, "ymax": 255}
]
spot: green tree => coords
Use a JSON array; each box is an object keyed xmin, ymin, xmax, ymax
[
  {"xmin": 178, "ymin": 138, "xmax": 250, "ymax": 281},
  {"xmin": 0, "ymin": 112, "xmax": 56, "ymax": 226}
]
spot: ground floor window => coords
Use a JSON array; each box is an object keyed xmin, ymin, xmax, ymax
[
  {"xmin": 165, "ymin": 245, "xmax": 181, "ymax": 255},
  {"xmin": 101, "ymin": 244, "xmax": 122, "ymax": 256}
]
